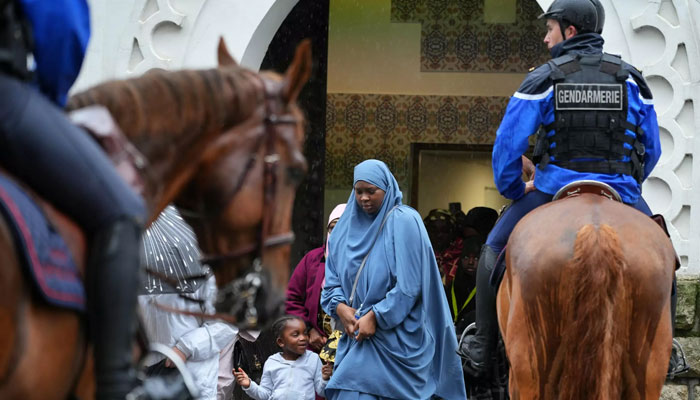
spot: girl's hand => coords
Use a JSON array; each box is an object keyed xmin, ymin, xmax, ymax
[
  {"xmin": 233, "ymin": 367, "xmax": 251, "ymax": 388},
  {"xmin": 355, "ymin": 310, "xmax": 376, "ymax": 342},
  {"xmin": 322, "ymin": 362, "xmax": 333, "ymax": 380},
  {"xmin": 336, "ymin": 303, "xmax": 358, "ymax": 336}
]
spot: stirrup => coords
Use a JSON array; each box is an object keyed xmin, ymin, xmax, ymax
[
  {"xmin": 667, "ymin": 338, "xmax": 690, "ymax": 380},
  {"xmin": 127, "ymin": 343, "xmax": 200, "ymax": 400},
  {"xmin": 456, "ymin": 323, "xmax": 490, "ymax": 378}
]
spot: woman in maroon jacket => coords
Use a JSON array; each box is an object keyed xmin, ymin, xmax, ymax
[{"xmin": 286, "ymin": 204, "xmax": 346, "ymax": 352}]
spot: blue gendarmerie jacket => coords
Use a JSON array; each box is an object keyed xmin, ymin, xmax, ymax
[
  {"xmin": 492, "ymin": 33, "xmax": 661, "ymax": 204},
  {"xmin": 17, "ymin": 0, "xmax": 90, "ymax": 107}
]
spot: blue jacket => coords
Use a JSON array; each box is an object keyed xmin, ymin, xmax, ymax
[
  {"xmin": 18, "ymin": 0, "xmax": 90, "ymax": 106},
  {"xmin": 492, "ymin": 33, "xmax": 661, "ymax": 204}
]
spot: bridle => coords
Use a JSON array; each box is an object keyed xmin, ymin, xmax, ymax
[
  {"xmin": 174, "ymin": 75, "xmax": 302, "ymax": 328},
  {"xmin": 179, "ymin": 76, "xmax": 299, "ymax": 266}
]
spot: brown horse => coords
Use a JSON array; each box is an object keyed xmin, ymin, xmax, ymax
[
  {"xmin": 497, "ymin": 194, "xmax": 675, "ymax": 399},
  {"xmin": 0, "ymin": 39, "xmax": 311, "ymax": 399}
]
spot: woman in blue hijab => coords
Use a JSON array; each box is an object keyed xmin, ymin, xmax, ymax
[{"xmin": 321, "ymin": 160, "xmax": 466, "ymax": 400}]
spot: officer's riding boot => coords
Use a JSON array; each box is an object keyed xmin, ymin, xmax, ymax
[
  {"xmin": 463, "ymin": 245, "xmax": 500, "ymax": 378},
  {"xmin": 668, "ymin": 277, "xmax": 689, "ymax": 378},
  {"xmin": 88, "ymin": 218, "xmax": 142, "ymax": 399}
]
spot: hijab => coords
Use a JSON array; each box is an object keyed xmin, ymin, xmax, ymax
[
  {"xmin": 325, "ymin": 203, "xmax": 346, "ymax": 259},
  {"xmin": 326, "ymin": 160, "xmax": 402, "ymax": 278}
]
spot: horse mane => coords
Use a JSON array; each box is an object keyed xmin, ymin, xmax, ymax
[
  {"xmin": 557, "ymin": 223, "xmax": 628, "ymax": 399},
  {"xmin": 66, "ymin": 66, "xmax": 261, "ymax": 145}
]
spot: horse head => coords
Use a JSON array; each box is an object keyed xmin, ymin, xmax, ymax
[
  {"xmin": 176, "ymin": 39, "xmax": 311, "ymax": 327},
  {"xmin": 67, "ymin": 38, "xmax": 312, "ymax": 329}
]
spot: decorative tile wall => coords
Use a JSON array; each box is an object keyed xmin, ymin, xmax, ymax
[
  {"xmin": 325, "ymin": 93, "xmax": 509, "ymax": 190},
  {"xmin": 391, "ymin": 0, "xmax": 550, "ymax": 73}
]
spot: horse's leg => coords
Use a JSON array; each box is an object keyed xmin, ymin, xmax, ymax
[
  {"xmin": 643, "ymin": 304, "xmax": 671, "ymax": 400},
  {"xmin": 497, "ymin": 262, "xmax": 517, "ymax": 399},
  {"xmin": 623, "ymin": 249, "xmax": 673, "ymax": 400},
  {"xmin": 499, "ymin": 266, "xmax": 541, "ymax": 400},
  {"xmin": 0, "ymin": 218, "xmax": 87, "ymax": 400}
]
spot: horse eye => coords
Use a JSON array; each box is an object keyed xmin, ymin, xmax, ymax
[{"xmin": 286, "ymin": 166, "xmax": 305, "ymax": 185}]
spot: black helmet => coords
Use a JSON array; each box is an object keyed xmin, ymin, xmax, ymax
[{"xmin": 539, "ymin": 0, "xmax": 605, "ymax": 34}]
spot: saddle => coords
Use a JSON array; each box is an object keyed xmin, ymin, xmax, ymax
[
  {"xmin": 69, "ymin": 105, "xmax": 147, "ymax": 196},
  {"xmin": 489, "ymin": 180, "xmax": 680, "ymax": 288},
  {"xmin": 552, "ymin": 180, "xmax": 622, "ymax": 203}
]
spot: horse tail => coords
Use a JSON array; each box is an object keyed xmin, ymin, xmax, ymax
[{"xmin": 558, "ymin": 224, "xmax": 628, "ymax": 399}]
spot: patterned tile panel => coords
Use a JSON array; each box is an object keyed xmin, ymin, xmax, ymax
[
  {"xmin": 391, "ymin": 0, "xmax": 550, "ymax": 73},
  {"xmin": 326, "ymin": 93, "xmax": 509, "ymax": 190}
]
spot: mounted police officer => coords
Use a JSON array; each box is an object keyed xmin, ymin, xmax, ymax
[
  {"xmin": 0, "ymin": 1, "xmax": 184, "ymax": 398},
  {"xmin": 462, "ymin": 0, "xmax": 685, "ymax": 378}
]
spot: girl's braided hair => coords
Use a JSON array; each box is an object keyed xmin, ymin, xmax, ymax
[{"xmin": 272, "ymin": 315, "xmax": 306, "ymax": 341}]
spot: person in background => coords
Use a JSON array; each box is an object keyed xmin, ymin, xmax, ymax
[
  {"xmin": 447, "ymin": 232, "xmax": 481, "ymax": 334},
  {"xmin": 233, "ymin": 315, "xmax": 332, "ymax": 400},
  {"xmin": 286, "ymin": 203, "xmax": 347, "ymax": 353},
  {"xmin": 459, "ymin": 207, "xmax": 498, "ymax": 242},
  {"xmin": 424, "ymin": 208, "xmax": 463, "ymax": 286},
  {"xmin": 321, "ymin": 159, "xmax": 466, "ymax": 400},
  {"xmin": 139, "ymin": 207, "xmax": 238, "ymax": 400}
]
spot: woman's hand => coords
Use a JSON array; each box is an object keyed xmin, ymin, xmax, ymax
[
  {"xmin": 355, "ymin": 310, "xmax": 376, "ymax": 342},
  {"xmin": 336, "ymin": 303, "xmax": 357, "ymax": 336},
  {"xmin": 233, "ymin": 367, "xmax": 251, "ymax": 388},
  {"xmin": 308, "ymin": 328, "xmax": 327, "ymax": 351}
]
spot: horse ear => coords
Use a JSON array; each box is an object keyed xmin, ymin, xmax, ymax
[
  {"xmin": 217, "ymin": 37, "xmax": 238, "ymax": 67},
  {"xmin": 282, "ymin": 39, "xmax": 312, "ymax": 104}
]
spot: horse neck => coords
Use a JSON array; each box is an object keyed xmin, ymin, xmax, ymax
[{"xmin": 68, "ymin": 67, "xmax": 263, "ymax": 221}]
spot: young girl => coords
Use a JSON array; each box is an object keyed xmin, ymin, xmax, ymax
[{"xmin": 234, "ymin": 315, "xmax": 332, "ymax": 400}]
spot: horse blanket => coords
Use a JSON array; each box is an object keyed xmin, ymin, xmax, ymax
[{"xmin": 0, "ymin": 174, "xmax": 84, "ymax": 311}]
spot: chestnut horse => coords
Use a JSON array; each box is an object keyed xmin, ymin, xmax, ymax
[
  {"xmin": 0, "ymin": 39, "xmax": 311, "ymax": 399},
  {"xmin": 497, "ymin": 194, "xmax": 675, "ymax": 399}
]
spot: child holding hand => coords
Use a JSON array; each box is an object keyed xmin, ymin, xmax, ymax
[{"xmin": 234, "ymin": 315, "xmax": 332, "ymax": 400}]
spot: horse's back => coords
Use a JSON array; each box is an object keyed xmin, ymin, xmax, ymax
[
  {"xmin": 509, "ymin": 194, "xmax": 674, "ymax": 293},
  {"xmin": 500, "ymin": 194, "xmax": 674, "ymax": 400}
]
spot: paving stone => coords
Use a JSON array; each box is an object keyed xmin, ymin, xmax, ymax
[
  {"xmin": 676, "ymin": 277, "xmax": 698, "ymax": 331},
  {"xmin": 660, "ymin": 383, "xmax": 688, "ymax": 400},
  {"xmin": 676, "ymin": 337, "xmax": 700, "ymax": 378}
]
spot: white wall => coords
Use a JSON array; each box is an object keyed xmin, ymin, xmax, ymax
[{"xmin": 73, "ymin": 0, "xmax": 298, "ymax": 92}]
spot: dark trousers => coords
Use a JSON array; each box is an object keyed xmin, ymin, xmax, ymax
[{"xmin": 0, "ymin": 72, "xmax": 145, "ymax": 233}]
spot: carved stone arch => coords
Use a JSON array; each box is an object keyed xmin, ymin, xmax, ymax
[{"xmin": 536, "ymin": 0, "xmax": 700, "ymax": 272}]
